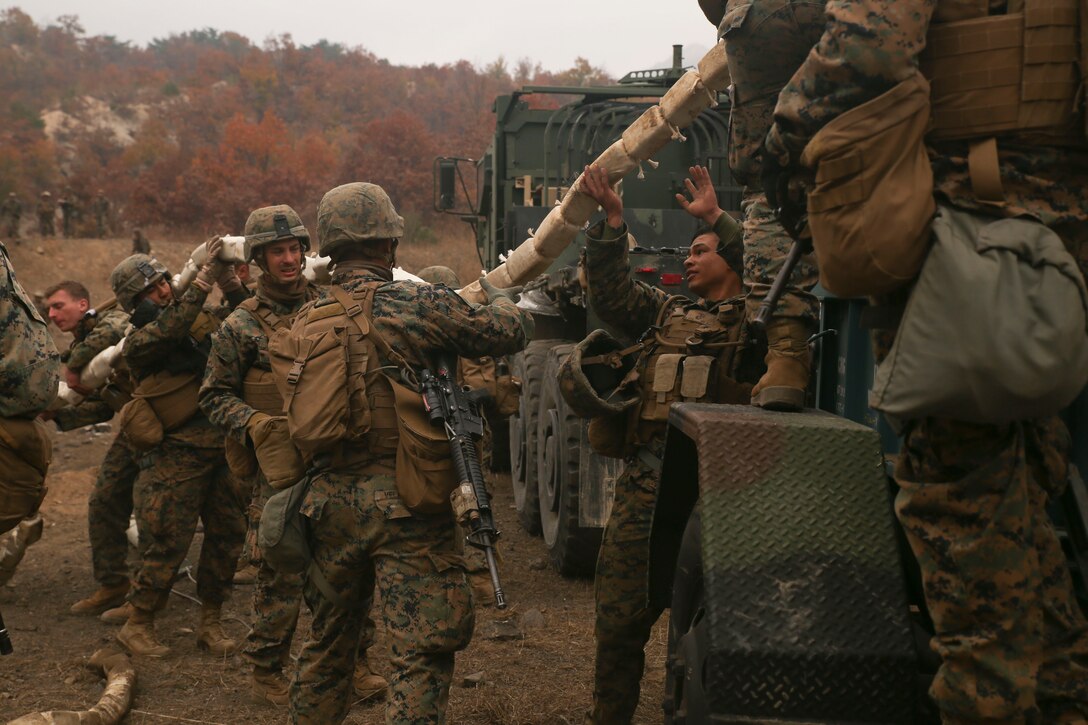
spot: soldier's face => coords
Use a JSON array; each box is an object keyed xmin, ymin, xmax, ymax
[
  {"xmin": 46, "ymin": 290, "xmax": 90, "ymax": 332},
  {"xmin": 139, "ymin": 277, "xmax": 174, "ymax": 307},
  {"xmin": 263, "ymin": 239, "xmax": 303, "ymax": 283},
  {"xmin": 685, "ymin": 233, "xmax": 732, "ymax": 299}
]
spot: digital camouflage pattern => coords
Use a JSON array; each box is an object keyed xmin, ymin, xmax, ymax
[
  {"xmin": 588, "ymin": 436, "xmax": 665, "ymax": 724},
  {"xmin": 66, "ymin": 306, "xmax": 129, "ymax": 372},
  {"xmin": 582, "ymin": 220, "xmax": 761, "ymax": 722},
  {"xmin": 199, "ymin": 281, "xmax": 380, "ymax": 675},
  {"xmin": 244, "ymin": 204, "xmax": 310, "ymax": 253},
  {"xmin": 2, "ymin": 194, "xmax": 21, "ymax": 240},
  {"xmin": 88, "ymin": 435, "xmax": 139, "ymax": 588},
  {"xmin": 123, "ymin": 281, "xmax": 247, "ymax": 613},
  {"xmin": 0, "ymin": 242, "xmax": 60, "ymax": 419},
  {"xmin": 292, "ymin": 471, "xmax": 472, "ymax": 725},
  {"xmin": 760, "ymin": 2, "xmax": 1088, "ymax": 720},
  {"xmin": 719, "ymin": 0, "xmax": 823, "ymax": 322},
  {"xmin": 289, "ymin": 267, "xmax": 529, "ymax": 724},
  {"xmin": 128, "ymin": 438, "xmax": 247, "ymax": 612},
  {"xmin": 200, "ymin": 285, "xmax": 319, "ymax": 444},
  {"xmin": 37, "ymin": 194, "xmax": 55, "ymax": 237},
  {"xmin": 109, "ymin": 254, "xmax": 169, "ymax": 314},
  {"xmin": 316, "ymin": 183, "xmax": 406, "ymax": 258},
  {"xmin": 896, "ymin": 416, "xmax": 1088, "ymax": 722}
]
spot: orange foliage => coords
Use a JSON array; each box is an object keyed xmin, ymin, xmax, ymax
[{"xmin": 0, "ymin": 8, "xmax": 613, "ymax": 239}]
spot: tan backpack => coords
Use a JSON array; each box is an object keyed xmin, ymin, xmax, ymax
[{"xmin": 267, "ymin": 283, "xmax": 398, "ymax": 459}]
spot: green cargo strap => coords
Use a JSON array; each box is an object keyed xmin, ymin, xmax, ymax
[{"xmin": 307, "ymin": 561, "xmax": 352, "ymax": 610}]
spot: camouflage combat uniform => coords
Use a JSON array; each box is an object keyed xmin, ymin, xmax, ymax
[
  {"xmin": 289, "ymin": 265, "xmax": 529, "ymax": 725},
  {"xmin": 200, "ymin": 280, "xmax": 383, "ymax": 675},
  {"xmin": 2, "ymin": 195, "xmax": 21, "ymax": 241},
  {"xmin": 718, "ymin": 0, "xmax": 823, "ymax": 323},
  {"xmin": 122, "ymin": 283, "xmax": 249, "ymax": 615},
  {"xmin": 51, "ymin": 305, "xmax": 137, "ymax": 590},
  {"xmin": 92, "ymin": 194, "xmax": 109, "ymax": 238},
  {"xmin": 582, "ymin": 216, "xmax": 763, "ymax": 724},
  {"xmin": 37, "ymin": 195, "xmax": 55, "ymax": 238},
  {"xmin": 0, "ymin": 242, "xmax": 60, "ymax": 534},
  {"xmin": 764, "ymin": 2, "xmax": 1088, "ymax": 721},
  {"xmin": 59, "ymin": 192, "xmax": 77, "ymax": 239}
]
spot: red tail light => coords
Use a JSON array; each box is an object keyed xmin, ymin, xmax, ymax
[{"xmin": 660, "ymin": 273, "xmax": 683, "ymax": 286}]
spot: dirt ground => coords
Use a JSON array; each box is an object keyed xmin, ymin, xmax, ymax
[{"xmin": 0, "ymin": 234, "xmax": 669, "ymax": 724}]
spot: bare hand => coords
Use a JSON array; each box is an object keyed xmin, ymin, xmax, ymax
[
  {"xmin": 675, "ymin": 165, "xmax": 723, "ymax": 225},
  {"xmin": 64, "ymin": 367, "xmax": 92, "ymax": 396},
  {"xmin": 582, "ymin": 165, "xmax": 624, "ymax": 228}
]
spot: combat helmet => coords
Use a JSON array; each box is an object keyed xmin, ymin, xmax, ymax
[
  {"xmin": 110, "ymin": 254, "xmax": 169, "ymax": 312},
  {"xmin": 317, "ymin": 182, "xmax": 405, "ymax": 259},
  {"xmin": 244, "ymin": 204, "xmax": 310, "ymax": 258},
  {"xmin": 557, "ymin": 329, "xmax": 640, "ymax": 418},
  {"xmin": 417, "ymin": 265, "xmax": 461, "ymax": 288}
]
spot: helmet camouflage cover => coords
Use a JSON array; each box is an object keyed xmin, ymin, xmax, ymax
[
  {"xmin": 416, "ymin": 265, "xmax": 461, "ymax": 288},
  {"xmin": 110, "ymin": 254, "xmax": 169, "ymax": 312},
  {"xmin": 244, "ymin": 204, "xmax": 310, "ymax": 258},
  {"xmin": 317, "ymin": 182, "xmax": 405, "ymax": 259},
  {"xmin": 558, "ymin": 329, "xmax": 640, "ymax": 418}
]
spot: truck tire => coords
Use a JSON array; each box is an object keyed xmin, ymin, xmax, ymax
[
  {"xmin": 664, "ymin": 509, "xmax": 710, "ymax": 725},
  {"xmin": 537, "ymin": 344, "xmax": 602, "ymax": 577},
  {"xmin": 508, "ymin": 340, "xmax": 554, "ymax": 535}
]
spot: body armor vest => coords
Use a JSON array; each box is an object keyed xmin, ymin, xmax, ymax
[
  {"xmin": 630, "ymin": 296, "xmax": 748, "ymax": 445},
  {"xmin": 236, "ymin": 297, "xmax": 290, "ymax": 417}
]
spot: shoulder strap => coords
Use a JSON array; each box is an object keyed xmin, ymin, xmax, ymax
[
  {"xmin": 328, "ymin": 283, "xmax": 414, "ymax": 380},
  {"xmin": 239, "ymin": 296, "xmax": 290, "ymax": 337}
]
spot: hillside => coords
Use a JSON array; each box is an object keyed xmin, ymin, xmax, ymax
[{"xmin": 0, "ymin": 8, "xmax": 613, "ymax": 243}]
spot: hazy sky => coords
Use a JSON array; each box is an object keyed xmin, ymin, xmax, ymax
[{"xmin": 21, "ymin": 1, "xmax": 718, "ymax": 76}]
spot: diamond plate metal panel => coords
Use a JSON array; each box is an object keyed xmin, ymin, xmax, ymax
[{"xmin": 672, "ymin": 404, "xmax": 917, "ymax": 722}]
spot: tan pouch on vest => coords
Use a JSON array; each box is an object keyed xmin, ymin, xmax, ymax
[
  {"xmin": 249, "ymin": 414, "xmax": 307, "ymax": 491},
  {"xmin": 269, "ymin": 323, "xmax": 351, "ymax": 455},
  {"xmin": 136, "ymin": 371, "xmax": 201, "ymax": 432},
  {"xmin": 800, "ymin": 72, "xmax": 935, "ymax": 298},
  {"xmin": 118, "ymin": 397, "xmax": 164, "ymax": 451},
  {"xmin": 680, "ymin": 356, "xmax": 714, "ymax": 400},
  {"xmin": 387, "ymin": 375, "xmax": 457, "ymax": 515}
]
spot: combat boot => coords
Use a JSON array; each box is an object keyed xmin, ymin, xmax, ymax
[
  {"xmin": 71, "ymin": 581, "xmax": 129, "ymax": 614},
  {"xmin": 196, "ymin": 604, "xmax": 237, "ymax": 655},
  {"xmin": 117, "ymin": 606, "xmax": 170, "ymax": 657},
  {"xmin": 751, "ymin": 317, "xmax": 813, "ymax": 412},
  {"xmin": 233, "ymin": 563, "xmax": 258, "ymax": 586},
  {"xmin": 353, "ymin": 652, "xmax": 388, "ymax": 701},
  {"xmin": 101, "ymin": 601, "xmax": 135, "ymax": 624},
  {"xmin": 250, "ymin": 666, "xmax": 290, "ymax": 706}
]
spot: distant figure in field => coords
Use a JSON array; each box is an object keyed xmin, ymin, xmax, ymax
[
  {"xmin": 2, "ymin": 192, "xmax": 22, "ymax": 243},
  {"xmin": 92, "ymin": 190, "xmax": 110, "ymax": 238},
  {"xmin": 59, "ymin": 187, "xmax": 78, "ymax": 239},
  {"xmin": 37, "ymin": 191, "xmax": 55, "ymax": 238}
]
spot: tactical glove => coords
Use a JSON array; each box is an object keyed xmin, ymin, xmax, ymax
[
  {"xmin": 478, "ymin": 277, "xmax": 523, "ymax": 305},
  {"xmin": 194, "ymin": 236, "xmax": 225, "ymax": 292}
]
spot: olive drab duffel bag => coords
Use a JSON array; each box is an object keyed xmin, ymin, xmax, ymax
[{"xmin": 870, "ymin": 203, "xmax": 1088, "ymax": 425}]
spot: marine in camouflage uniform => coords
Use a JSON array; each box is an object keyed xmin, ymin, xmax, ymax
[
  {"xmin": 2, "ymin": 192, "xmax": 22, "ymax": 242},
  {"xmin": 0, "ymin": 242, "xmax": 59, "ymax": 536},
  {"xmin": 704, "ymin": 0, "xmax": 825, "ymax": 411},
  {"xmin": 578, "ymin": 165, "xmax": 763, "ymax": 724},
  {"xmin": 39, "ymin": 285, "xmax": 138, "ymax": 615},
  {"xmin": 59, "ymin": 188, "xmax": 78, "ymax": 239},
  {"xmin": 199, "ymin": 204, "xmax": 386, "ymax": 706},
  {"xmin": 37, "ymin": 192, "xmax": 55, "ymax": 238},
  {"xmin": 92, "ymin": 191, "xmax": 109, "ymax": 239},
  {"xmin": 762, "ymin": 2, "xmax": 1088, "ymax": 721},
  {"xmin": 110, "ymin": 246, "xmax": 251, "ymax": 658},
  {"xmin": 286, "ymin": 182, "xmax": 531, "ymax": 725}
]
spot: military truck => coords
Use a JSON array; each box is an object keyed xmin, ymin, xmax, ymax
[{"xmin": 435, "ymin": 45, "xmax": 742, "ymax": 575}]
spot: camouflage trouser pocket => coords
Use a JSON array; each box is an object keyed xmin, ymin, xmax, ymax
[{"xmin": 381, "ymin": 549, "xmax": 474, "ymax": 655}]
